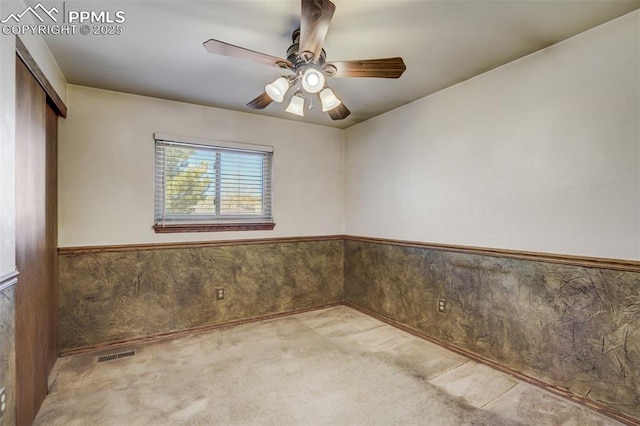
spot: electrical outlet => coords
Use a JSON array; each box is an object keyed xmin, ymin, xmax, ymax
[
  {"xmin": 0, "ymin": 386, "xmax": 6, "ymax": 416},
  {"xmin": 216, "ymin": 288, "xmax": 224, "ymax": 300},
  {"xmin": 438, "ymin": 299, "xmax": 447, "ymax": 313}
]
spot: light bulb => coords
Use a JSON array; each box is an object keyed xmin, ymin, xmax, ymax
[
  {"xmin": 265, "ymin": 77, "xmax": 290, "ymax": 103},
  {"xmin": 301, "ymin": 68, "xmax": 325, "ymax": 94},
  {"xmin": 306, "ymin": 73, "xmax": 319, "ymax": 86}
]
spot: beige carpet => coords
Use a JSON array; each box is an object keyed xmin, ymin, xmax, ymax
[{"xmin": 35, "ymin": 306, "xmax": 621, "ymax": 425}]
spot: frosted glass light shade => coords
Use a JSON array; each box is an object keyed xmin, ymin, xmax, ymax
[
  {"xmin": 265, "ymin": 77, "xmax": 290, "ymax": 103},
  {"xmin": 285, "ymin": 94, "xmax": 305, "ymax": 116},
  {"xmin": 320, "ymin": 88, "xmax": 341, "ymax": 111},
  {"xmin": 301, "ymin": 68, "xmax": 325, "ymax": 94}
]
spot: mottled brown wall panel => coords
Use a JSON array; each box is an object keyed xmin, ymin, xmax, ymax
[
  {"xmin": 344, "ymin": 239, "xmax": 640, "ymax": 420},
  {"xmin": 0, "ymin": 285, "xmax": 16, "ymax": 426},
  {"xmin": 59, "ymin": 240, "xmax": 344, "ymax": 351}
]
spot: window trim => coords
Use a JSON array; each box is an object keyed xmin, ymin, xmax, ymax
[
  {"xmin": 152, "ymin": 222, "xmax": 275, "ymax": 233},
  {"xmin": 153, "ymin": 133, "xmax": 275, "ymax": 233}
]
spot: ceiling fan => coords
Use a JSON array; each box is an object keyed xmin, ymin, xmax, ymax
[{"xmin": 203, "ymin": 0, "xmax": 406, "ymax": 121}]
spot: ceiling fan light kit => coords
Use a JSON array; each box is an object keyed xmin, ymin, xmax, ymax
[{"xmin": 203, "ymin": 0, "xmax": 406, "ymax": 121}]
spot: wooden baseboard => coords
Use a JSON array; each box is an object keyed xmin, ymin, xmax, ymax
[
  {"xmin": 344, "ymin": 302, "xmax": 640, "ymax": 426},
  {"xmin": 59, "ymin": 302, "xmax": 344, "ymax": 357}
]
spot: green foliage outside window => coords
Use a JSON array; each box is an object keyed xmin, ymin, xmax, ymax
[{"xmin": 165, "ymin": 148, "xmax": 213, "ymax": 214}]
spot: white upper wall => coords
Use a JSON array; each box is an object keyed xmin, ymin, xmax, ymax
[
  {"xmin": 58, "ymin": 85, "xmax": 345, "ymax": 247},
  {"xmin": 55, "ymin": 9, "xmax": 640, "ymax": 259},
  {"xmin": 345, "ymin": 11, "xmax": 640, "ymax": 260}
]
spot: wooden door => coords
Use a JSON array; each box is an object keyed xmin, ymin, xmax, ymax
[{"xmin": 15, "ymin": 56, "xmax": 58, "ymax": 425}]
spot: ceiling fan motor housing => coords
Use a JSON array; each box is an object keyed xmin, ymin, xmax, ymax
[{"xmin": 287, "ymin": 29, "xmax": 326, "ymax": 67}]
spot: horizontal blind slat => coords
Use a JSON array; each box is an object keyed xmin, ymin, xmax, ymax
[{"xmin": 155, "ymin": 138, "xmax": 273, "ymax": 224}]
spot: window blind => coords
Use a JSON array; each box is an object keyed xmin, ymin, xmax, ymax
[{"xmin": 154, "ymin": 138, "xmax": 273, "ymax": 226}]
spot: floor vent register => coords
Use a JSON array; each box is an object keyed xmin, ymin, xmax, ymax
[{"xmin": 97, "ymin": 350, "xmax": 136, "ymax": 363}]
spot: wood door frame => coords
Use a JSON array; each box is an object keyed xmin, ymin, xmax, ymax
[
  {"xmin": 15, "ymin": 37, "xmax": 66, "ymax": 118},
  {"xmin": 14, "ymin": 37, "xmax": 66, "ymax": 426}
]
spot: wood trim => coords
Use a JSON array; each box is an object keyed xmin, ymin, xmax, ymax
[
  {"xmin": 60, "ymin": 302, "xmax": 344, "ymax": 357},
  {"xmin": 345, "ymin": 235, "xmax": 640, "ymax": 273},
  {"xmin": 59, "ymin": 234, "xmax": 640, "ymax": 271},
  {"xmin": 58, "ymin": 235, "xmax": 345, "ymax": 255},
  {"xmin": 153, "ymin": 222, "xmax": 276, "ymax": 233},
  {"xmin": 15, "ymin": 37, "xmax": 67, "ymax": 118},
  {"xmin": 0, "ymin": 269, "xmax": 19, "ymax": 292},
  {"xmin": 344, "ymin": 302, "xmax": 640, "ymax": 426}
]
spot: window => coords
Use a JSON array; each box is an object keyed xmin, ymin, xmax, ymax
[{"xmin": 153, "ymin": 134, "xmax": 274, "ymax": 233}]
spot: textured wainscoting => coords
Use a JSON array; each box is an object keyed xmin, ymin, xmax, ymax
[
  {"xmin": 58, "ymin": 235, "xmax": 639, "ymax": 423},
  {"xmin": 58, "ymin": 238, "xmax": 344, "ymax": 351},
  {"xmin": 344, "ymin": 238, "xmax": 640, "ymax": 421},
  {"xmin": 0, "ymin": 280, "xmax": 17, "ymax": 426}
]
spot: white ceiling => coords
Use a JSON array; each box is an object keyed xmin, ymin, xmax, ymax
[{"xmin": 34, "ymin": 0, "xmax": 640, "ymax": 128}]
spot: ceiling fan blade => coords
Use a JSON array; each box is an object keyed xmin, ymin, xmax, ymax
[
  {"xmin": 203, "ymin": 39, "xmax": 292, "ymax": 69},
  {"xmin": 328, "ymin": 103, "xmax": 350, "ymax": 120},
  {"xmin": 300, "ymin": 0, "xmax": 336, "ymax": 62},
  {"xmin": 328, "ymin": 58, "xmax": 407, "ymax": 78},
  {"xmin": 247, "ymin": 92, "xmax": 273, "ymax": 110}
]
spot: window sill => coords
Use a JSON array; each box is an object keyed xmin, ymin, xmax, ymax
[{"xmin": 153, "ymin": 223, "xmax": 276, "ymax": 233}]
